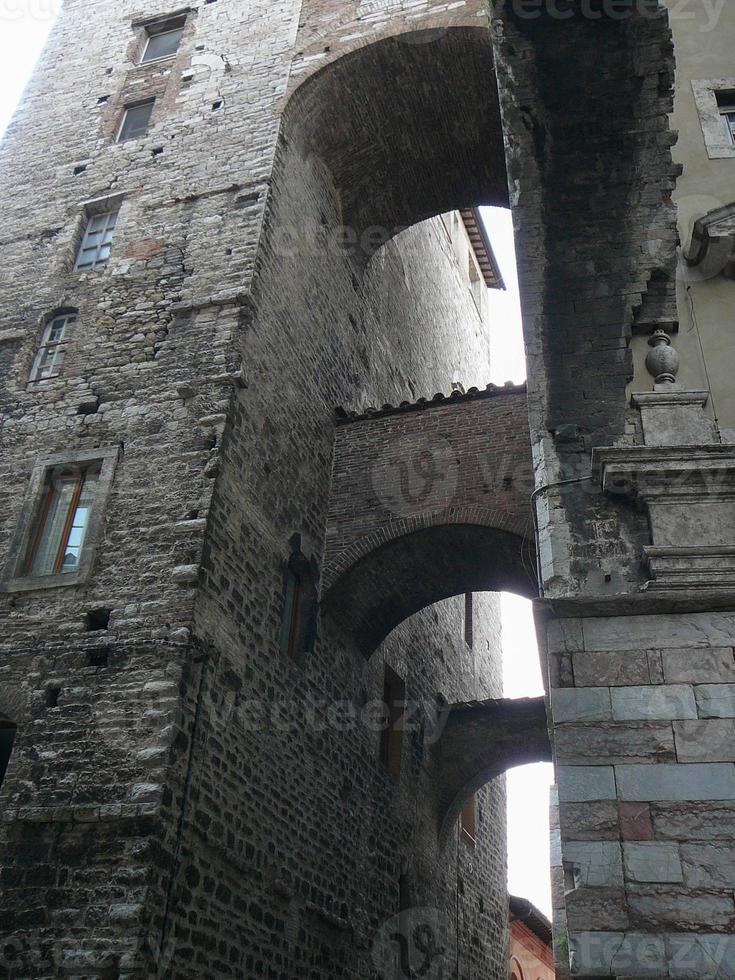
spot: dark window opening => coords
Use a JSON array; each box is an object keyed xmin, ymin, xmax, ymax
[
  {"xmin": 279, "ymin": 545, "xmax": 318, "ymax": 662},
  {"xmin": 460, "ymin": 795, "xmax": 477, "ymax": 847},
  {"xmin": 85, "ymin": 608, "xmax": 111, "ymax": 632},
  {"xmin": 0, "ymin": 723, "xmax": 16, "ymax": 789},
  {"xmin": 464, "ymin": 592, "xmax": 474, "ymax": 649},
  {"xmin": 141, "ymin": 23, "xmax": 185, "ymax": 63},
  {"xmin": 716, "ymin": 90, "xmax": 735, "ymax": 144},
  {"xmin": 118, "ymin": 100, "xmax": 155, "ymax": 142},
  {"xmin": 379, "ymin": 665, "xmax": 405, "ymax": 782}
]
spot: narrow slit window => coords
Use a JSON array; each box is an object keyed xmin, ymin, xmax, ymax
[
  {"xmin": 278, "ymin": 549, "xmax": 318, "ymax": 662},
  {"xmin": 379, "ymin": 665, "xmax": 406, "ymax": 781},
  {"xmin": 75, "ymin": 210, "xmax": 118, "ymax": 270},
  {"xmin": 118, "ymin": 100, "xmax": 154, "ymax": 142},
  {"xmin": 141, "ymin": 24, "xmax": 184, "ymax": 63},
  {"xmin": 460, "ymin": 795, "xmax": 477, "ymax": 846},
  {"xmin": 26, "ymin": 463, "xmax": 101, "ymax": 577},
  {"xmin": 716, "ymin": 91, "xmax": 735, "ymax": 145},
  {"xmin": 464, "ymin": 592, "xmax": 474, "ymax": 649},
  {"xmin": 0, "ymin": 722, "xmax": 16, "ymax": 790},
  {"xmin": 28, "ymin": 313, "xmax": 76, "ymax": 382}
]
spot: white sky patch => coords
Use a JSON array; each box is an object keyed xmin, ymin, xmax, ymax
[
  {"xmin": 1, "ymin": 12, "xmax": 553, "ymax": 923},
  {"xmin": 0, "ymin": 2, "xmax": 58, "ymax": 138}
]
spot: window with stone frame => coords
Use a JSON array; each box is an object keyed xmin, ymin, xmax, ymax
[
  {"xmin": 75, "ymin": 209, "xmax": 119, "ymax": 270},
  {"xmin": 117, "ymin": 99, "xmax": 155, "ymax": 142},
  {"xmin": 379, "ymin": 665, "xmax": 406, "ymax": 781},
  {"xmin": 692, "ymin": 78, "xmax": 735, "ymax": 159},
  {"xmin": 2, "ymin": 447, "xmax": 119, "ymax": 592},
  {"xmin": 28, "ymin": 311, "xmax": 77, "ymax": 382},
  {"xmin": 0, "ymin": 719, "xmax": 16, "ymax": 792},
  {"xmin": 140, "ymin": 17, "xmax": 186, "ymax": 64}
]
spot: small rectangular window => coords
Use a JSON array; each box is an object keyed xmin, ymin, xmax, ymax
[
  {"xmin": 75, "ymin": 210, "xmax": 118, "ymax": 270},
  {"xmin": 28, "ymin": 313, "xmax": 76, "ymax": 382},
  {"xmin": 464, "ymin": 593, "xmax": 474, "ymax": 649},
  {"xmin": 380, "ymin": 665, "xmax": 406, "ymax": 781},
  {"xmin": 141, "ymin": 25, "xmax": 184, "ymax": 63},
  {"xmin": 118, "ymin": 100, "xmax": 154, "ymax": 142},
  {"xmin": 26, "ymin": 463, "xmax": 101, "ymax": 577},
  {"xmin": 717, "ymin": 91, "xmax": 735, "ymax": 145},
  {"xmin": 460, "ymin": 796, "xmax": 477, "ymax": 846}
]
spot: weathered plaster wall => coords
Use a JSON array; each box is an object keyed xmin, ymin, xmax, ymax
[{"xmin": 629, "ymin": 0, "xmax": 735, "ymax": 434}]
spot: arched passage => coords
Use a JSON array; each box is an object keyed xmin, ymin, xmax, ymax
[
  {"xmin": 280, "ymin": 26, "xmax": 508, "ymax": 263},
  {"xmin": 322, "ymin": 522, "xmax": 536, "ymax": 656}
]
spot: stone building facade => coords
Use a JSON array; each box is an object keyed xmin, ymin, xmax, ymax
[{"xmin": 1, "ymin": 0, "xmax": 735, "ymax": 977}]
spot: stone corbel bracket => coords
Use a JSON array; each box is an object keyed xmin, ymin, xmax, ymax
[
  {"xmin": 683, "ymin": 201, "xmax": 735, "ymax": 280},
  {"xmin": 430, "ymin": 696, "xmax": 550, "ymax": 843},
  {"xmin": 593, "ymin": 444, "xmax": 735, "ymax": 594}
]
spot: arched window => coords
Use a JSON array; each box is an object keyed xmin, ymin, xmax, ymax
[
  {"xmin": 29, "ymin": 310, "xmax": 77, "ymax": 382},
  {"xmin": 0, "ymin": 718, "xmax": 17, "ymax": 790}
]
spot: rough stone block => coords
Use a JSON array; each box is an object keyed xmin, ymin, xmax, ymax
[
  {"xmin": 555, "ymin": 722, "xmax": 675, "ymax": 765},
  {"xmin": 695, "ymin": 684, "xmax": 735, "ymax": 718},
  {"xmin": 680, "ymin": 843, "xmax": 735, "ymax": 888},
  {"xmin": 616, "ymin": 763, "xmax": 735, "ymax": 801},
  {"xmin": 563, "ymin": 841, "xmax": 624, "ymax": 888},
  {"xmin": 611, "ymin": 685, "xmax": 697, "ymax": 721},
  {"xmin": 568, "ymin": 931, "xmax": 667, "ymax": 977},
  {"xmin": 652, "ymin": 802, "xmax": 735, "ymax": 840},
  {"xmin": 623, "ymin": 843, "xmax": 683, "ymax": 883},
  {"xmin": 667, "ymin": 934, "xmax": 735, "ymax": 978},
  {"xmin": 558, "ymin": 766, "xmax": 617, "ymax": 803},
  {"xmin": 662, "ymin": 648, "xmax": 735, "ymax": 684},
  {"xmin": 565, "ymin": 887, "xmax": 630, "ymax": 932},
  {"xmin": 572, "ymin": 650, "xmax": 651, "ymax": 687},
  {"xmin": 674, "ymin": 719, "xmax": 735, "ymax": 762},
  {"xmin": 552, "ymin": 687, "xmax": 611, "ymax": 723},
  {"xmin": 628, "ymin": 886, "xmax": 735, "ymax": 931},
  {"xmin": 582, "ymin": 613, "xmax": 735, "ymax": 653},
  {"xmin": 559, "ymin": 801, "xmax": 620, "ymax": 841},
  {"xmin": 619, "ymin": 803, "xmax": 654, "ymax": 841}
]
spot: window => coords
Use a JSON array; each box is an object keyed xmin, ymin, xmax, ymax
[
  {"xmin": 460, "ymin": 795, "xmax": 477, "ymax": 846},
  {"xmin": 692, "ymin": 79, "xmax": 735, "ymax": 159},
  {"xmin": 279, "ymin": 544, "xmax": 318, "ymax": 661},
  {"xmin": 118, "ymin": 100, "xmax": 154, "ymax": 142},
  {"xmin": 141, "ymin": 24, "xmax": 184, "ymax": 63},
  {"xmin": 26, "ymin": 462, "xmax": 101, "ymax": 577},
  {"xmin": 28, "ymin": 312, "xmax": 76, "ymax": 382},
  {"xmin": 0, "ymin": 720, "xmax": 16, "ymax": 790},
  {"xmin": 379, "ymin": 665, "xmax": 405, "ymax": 781},
  {"xmin": 2, "ymin": 447, "xmax": 119, "ymax": 592},
  {"xmin": 464, "ymin": 593, "xmax": 474, "ymax": 649},
  {"xmin": 717, "ymin": 90, "xmax": 735, "ymax": 145},
  {"xmin": 75, "ymin": 210, "xmax": 118, "ymax": 270}
]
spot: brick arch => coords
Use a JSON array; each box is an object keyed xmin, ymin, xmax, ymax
[
  {"xmin": 322, "ymin": 519, "xmax": 536, "ymax": 657},
  {"xmin": 279, "ymin": 24, "xmax": 507, "ymax": 264}
]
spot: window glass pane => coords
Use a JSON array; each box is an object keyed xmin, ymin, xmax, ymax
[
  {"xmin": 118, "ymin": 101, "xmax": 154, "ymax": 142},
  {"xmin": 30, "ymin": 477, "xmax": 77, "ymax": 576},
  {"xmin": 142, "ymin": 27, "xmax": 183, "ymax": 63},
  {"xmin": 76, "ymin": 211, "xmax": 118, "ymax": 270},
  {"xmin": 29, "ymin": 468, "xmax": 98, "ymax": 576}
]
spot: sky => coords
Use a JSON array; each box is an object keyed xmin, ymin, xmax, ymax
[{"xmin": 0, "ymin": 15, "xmax": 553, "ymax": 920}]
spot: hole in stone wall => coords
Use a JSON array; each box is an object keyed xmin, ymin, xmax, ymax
[
  {"xmin": 212, "ymin": 99, "xmax": 223, "ymax": 112},
  {"xmin": 77, "ymin": 397, "xmax": 100, "ymax": 416},
  {"xmin": 85, "ymin": 608, "xmax": 111, "ymax": 631},
  {"xmin": 46, "ymin": 687, "xmax": 60, "ymax": 708},
  {"xmin": 152, "ymin": 147, "xmax": 164, "ymax": 157},
  {"xmin": 74, "ymin": 164, "xmax": 87, "ymax": 176},
  {"xmin": 97, "ymin": 95, "xmax": 110, "ymax": 104},
  {"xmin": 87, "ymin": 647, "xmax": 110, "ymax": 668}
]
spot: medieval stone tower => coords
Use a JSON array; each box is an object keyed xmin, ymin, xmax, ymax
[{"xmin": 1, "ymin": 0, "xmax": 735, "ymax": 977}]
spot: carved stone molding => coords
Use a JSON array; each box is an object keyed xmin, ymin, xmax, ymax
[{"xmin": 593, "ymin": 444, "xmax": 735, "ymax": 594}]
